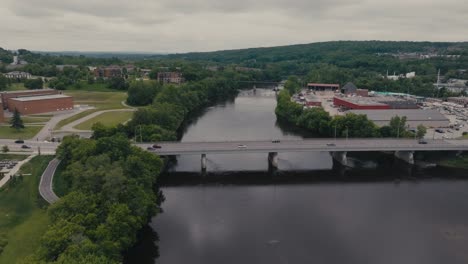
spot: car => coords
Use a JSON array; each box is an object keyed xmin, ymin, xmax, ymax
[
  {"xmin": 147, "ymin": 146, "xmax": 155, "ymax": 151},
  {"xmin": 15, "ymin": 139, "xmax": 24, "ymax": 144},
  {"xmin": 435, "ymin": 129, "xmax": 444, "ymax": 133},
  {"xmin": 21, "ymin": 145, "xmax": 31, "ymax": 149},
  {"xmin": 326, "ymin": 143, "xmax": 336, "ymax": 147},
  {"xmin": 272, "ymin": 140, "xmax": 281, "ymax": 143},
  {"xmin": 152, "ymin": 144, "xmax": 162, "ymax": 149},
  {"xmin": 418, "ymin": 139, "xmax": 428, "ymax": 144},
  {"xmin": 237, "ymin": 144, "xmax": 247, "ymax": 149}
]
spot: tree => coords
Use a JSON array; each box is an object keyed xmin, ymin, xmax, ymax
[
  {"xmin": 284, "ymin": 76, "xmax": 301, "ymax": 95},
  {"xmin": 416, "ymin": 124, "xmax": 427, "ymax": 139},
  {"xmin": 2, "ymin": 145, "xmax": 9, "ymax": 153},
  {"xmin": 24, "ymin": 78, "xmax": 43, "ymax": 89},
  {"xmin": 389, "ymin": 116, "xmax": 408, "ymax": 138},
  {"xmin": 0, "ymin": 75, "xmax": 8, "ymax": 90},
  {"xmin": 10, "ymin": 108, "xmax": 24, "ymax": 130}
]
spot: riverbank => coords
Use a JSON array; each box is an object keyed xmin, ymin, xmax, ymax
[{"xmin": 438, "ymin": 153, "xmax": 468, "ymax": 169}]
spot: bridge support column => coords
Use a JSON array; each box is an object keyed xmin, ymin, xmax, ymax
[
  {"xmin": 268, "ymin": 152, "xmax": 278, "ymax": 169},
  {"xmin": 394, "ymin": 151, "xmax": 414, "ymax": 165},
  {"xmin": 201, "ymin": 154, "xmax": 207, "ymax": 171},
  {"xmin": 331, "ymin": 151, "xmax": 348, "ymax": 167}
]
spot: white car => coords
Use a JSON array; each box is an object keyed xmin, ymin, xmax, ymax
[{"xmin": 237, "ymin": 144, "xmax": 247, "ymax": 149}]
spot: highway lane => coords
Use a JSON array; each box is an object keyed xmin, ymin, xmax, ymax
[
  {"xmin": 138, "ymin": 139, "xmax": 468, "ymax": 155},
  {"xmin": 38, "ymin": 158, "xmax": 60, "ymax": 204}
]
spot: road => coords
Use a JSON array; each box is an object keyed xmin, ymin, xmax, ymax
[
  {"xmin": 38, "ymin": 158, "xmax": 60, "ymax": 204},
  {"xmin": 138, "ymin": 139, "xmax": 468, "ymax": 155}
]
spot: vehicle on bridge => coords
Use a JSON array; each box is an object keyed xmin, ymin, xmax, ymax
[{"xmin": 237, "ymin": 144, "xmax": 247, "ymax": 149}]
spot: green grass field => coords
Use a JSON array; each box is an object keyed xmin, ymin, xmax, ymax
[
  {"xmin": 54, "ymin": 91, "xmax": 129, "ymax": 130},
  {"xmin": 64, "ymin": 91, "xmax": 128, "ymax": 110},
  {"xmin": 0, "ymin": 126, "xmax": 43, "ymax": 140},
  {"xmin": 74, "ymin": 111, "xmax": 134, "ymax": 130},
  {"xmin": 5, "ymin": 83, "xmax": 27, "ymax": 91},
  {"xmin": 0, "ymin": 154, "xmax": 29, "ymax": 161},
  {"xmin": 0, "ymin": 156, "xmax": 53, "ymax": 263}
]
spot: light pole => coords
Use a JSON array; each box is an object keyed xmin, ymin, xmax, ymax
[
  {"xmin": 334, "ymin": 124, "xmax": 337, "ymax": 142},
  {"xmin": 345, "ymin": 126, "xmax": 349, "ymax": 141}
]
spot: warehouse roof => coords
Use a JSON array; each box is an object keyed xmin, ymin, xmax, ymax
[
  {"xmin": 1, "ymin": 89, "xmax": 56, "ymax": 94},
  {"xmin": 349, "ymin": 109, "xmax": 448, "ymax": 121},
  {"xmin": 10, "ymin": 94, "xmax": 71, "ymax": 102}
]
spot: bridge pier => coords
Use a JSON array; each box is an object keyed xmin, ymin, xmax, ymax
[
  {"xmin": 394, "ymin": 151, "xmax": 414, "ymax": 165},
  {"xmin": 330, "ymin": 151, "xmax": 348, "ymax": 167},
  {"xmin": 201, "ymin": 154, "xmax": 207, "ymax": 171},
  {"xmin": 268, "ymin": 152, "xmax": 279, "ymax": 169}
]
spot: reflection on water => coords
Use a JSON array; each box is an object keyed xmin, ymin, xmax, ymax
[{"xmin": 124, "ymin": 89, "xmax": 468, "ymax": 264}]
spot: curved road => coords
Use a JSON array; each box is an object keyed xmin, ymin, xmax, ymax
[
  {"xmin": 61, "ymin": 108, "xmax": 135, "ymax": 132},
  {"xmin": 39, "ymin": 158, "xmax": 61, "ymax": 204}
]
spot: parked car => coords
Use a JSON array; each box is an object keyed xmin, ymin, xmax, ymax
[
  {"xmin": 152, "ymin": 144, "xmax": 162, "ymax": 149},
  {"xmin": 237, "ymin": 144, "xmax": 247, "ymax": 149},
  {"xmin": 435, "ymin": 129, "xmax": 444, "ymax": 133},
  {"xmin": 21, "ymin": 145, "xmax": 31, "ymax": 149},
  {"xmin": 15, "ymin": 139, "xmax": 24, "ymax": 144}
]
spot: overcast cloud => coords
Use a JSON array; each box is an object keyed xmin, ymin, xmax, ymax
[{"xmin": 0, "ymin": 0, "xmax": 467, "ymax": 52}]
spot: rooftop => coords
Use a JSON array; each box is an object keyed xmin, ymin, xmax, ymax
[
  {"xmin": 1, "ymin": 89, "xmax": 56, "ymax": 94},
  {"xmin": 349, "ymin": 109, "xmax": 448, "ymax": 121},
  {"xmin": 307, "ymin": 83, "xmax": 340, "ymax": 87},
  {"xmin": 10, "ymin": 94, "xmax": 72, "ymax": 102}
]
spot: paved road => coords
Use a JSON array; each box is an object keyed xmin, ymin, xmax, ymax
[
  {"xmin": 39, "ymin": 158, "xmax": 60, "ymax": 204},
  {"xmin": 34, "ymin": 107, "xmax": 94, "ymax": 141},
  {"xmin": 61, "ymin": 108, "xmax": 135, "ymax": 132},
  {"xmin": 138, "ymin": 139, "xmax": 468, "ymax": 155}
]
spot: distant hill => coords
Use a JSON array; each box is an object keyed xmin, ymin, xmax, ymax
[{"xmin": 161, "ymin": 40, "xmax": 468, "ymax": 64}]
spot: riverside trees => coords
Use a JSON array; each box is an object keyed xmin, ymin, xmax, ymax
[{"xmin": 26, "ymin": 135, "xmax": 163, "ymax": 263}]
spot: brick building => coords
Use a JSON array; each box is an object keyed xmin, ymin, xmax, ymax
[
  {"xmin": 94, "ymin": 66, "xmax": 123, "ymax": 78},
  {"xmin": 1, "ymin": 89, "xmax": 59, "ymax": 109},
  {"xmin": 8, "ymin": 94, "xmax": 73, "ymax": 115},
  {"xmin": 0, "ymin": 103, "xmax": 4, "ymax": 123},
  {"xmin": 157, "ymin": 72, "xmax": 184, "ymax": 84}
]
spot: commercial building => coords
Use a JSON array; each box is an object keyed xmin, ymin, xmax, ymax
[
  {"xmin": 307, "ymin": 83, "xmax": 340, "ymax": 91},
  {"xmin": 1, "ymin": 89, "xmax": 59, "ymax": 109},
  {"xmin": 447, "ymin": 97, "xmax": 468, "ymax": 107},
  {"xmin": 333, "ymin": 97, "xmax": 390, "ymax": 110},
  {"xmin": 349, "ymin": 109, "xmax": 450, "ymax": 128},
  {"xmin": 8, "ymin": 94, "xmax": 73, "ymax": 115},
  {"xmin": 3, "ymin": 71, "xmax": 32, "ymax": 79},
  {"xmin": 157, "ymin": 72, "xmax": 184, "ymax": 84},
  {"xmin": 333, "ymin": 94, "xmax": 419, "ymax": 110}
]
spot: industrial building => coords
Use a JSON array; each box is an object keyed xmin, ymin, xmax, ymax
[
  {"xmin": 334, "ymin": 95, "xmax": 419, "ymax": 110},
  {"xmin": 8, "ymin": 94, "xmax": 73, "ymax": 115},
  {"xmin": 1, "ymin": 89, "xmax": 60, "ymax": 109},
  {"xmin": 349, "ymin": 109, "xmax": 450, "ymax": 128},
  {"xmin": 307, "ymin": 83, "xmax": 340, "ymax": 91}
]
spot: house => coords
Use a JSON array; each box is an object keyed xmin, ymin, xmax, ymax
[
  {"xmin": 93, "ymin": 66, "xmax": 122, "ymax": 78},
  {"xmin": 157, "ymin": 72, "xmax": 184, "ymax": 84}
]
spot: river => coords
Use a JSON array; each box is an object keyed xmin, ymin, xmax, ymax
[{"xmin": 125, "ymin": 89, "xmax": 468, "ymax": 264}]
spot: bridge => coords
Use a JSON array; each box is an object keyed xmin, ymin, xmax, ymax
[{"xmin": 138, "ymin": 139, "xmax": 468, "ymax": 169}]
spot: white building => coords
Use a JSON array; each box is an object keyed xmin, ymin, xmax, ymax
[{"xmin": 3, "ymin": 71, "xmax": 32, "ymax": 79}]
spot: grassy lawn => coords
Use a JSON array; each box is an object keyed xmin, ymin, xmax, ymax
[
  {"xmin": 54, "ymin": 109, "xmax": 96, "ymax": 130},
  {"xmin": 74, "ymin": 111, "xmax": 134, "ymax": 130},
  {"xmin": 439, "ymin": 155, "xmax": 468, "ymax": 169},
  {"xmin": 54, "ymin": 91, "xmax": 129, "ymax": 130},
  {"xmin": 0, "ymin": 156, "xmax": 53, "ymax": 263},
  {"xmin": 64, "ymin": 91, "xmax": 128, "ymax": 110},
  {"xmin": 5, "ymin": 83, "xmax": 27, "ymax": 91},
  {"xmin": 5, "ymin": 116, "xmax": 51, "ymax": 124},
  {"xmin": 0, "ymin": 126, "xmax": 43, "ymax": 140},
  {"xmin": 0, "ymin": 154, "xmax": 29, "ymax": 161}
]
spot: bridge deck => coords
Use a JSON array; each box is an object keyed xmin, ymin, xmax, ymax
[{"xmin": 138, "ymin": 139, "xmax": 468, "ymax": 155}]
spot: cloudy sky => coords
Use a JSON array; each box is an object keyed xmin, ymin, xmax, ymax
[{"xmin": 1, "ymin": 0, "xmax": 467, "ymax": 53}]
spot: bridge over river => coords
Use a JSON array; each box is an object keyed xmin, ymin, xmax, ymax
[{"xmin": 138, "ymin": 138, "xmax": 468, "ymax": 169}]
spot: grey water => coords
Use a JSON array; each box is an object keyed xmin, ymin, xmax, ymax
[{"xmin": 125, "ymin": 89, "xmax": 468, "ymax": 264}]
